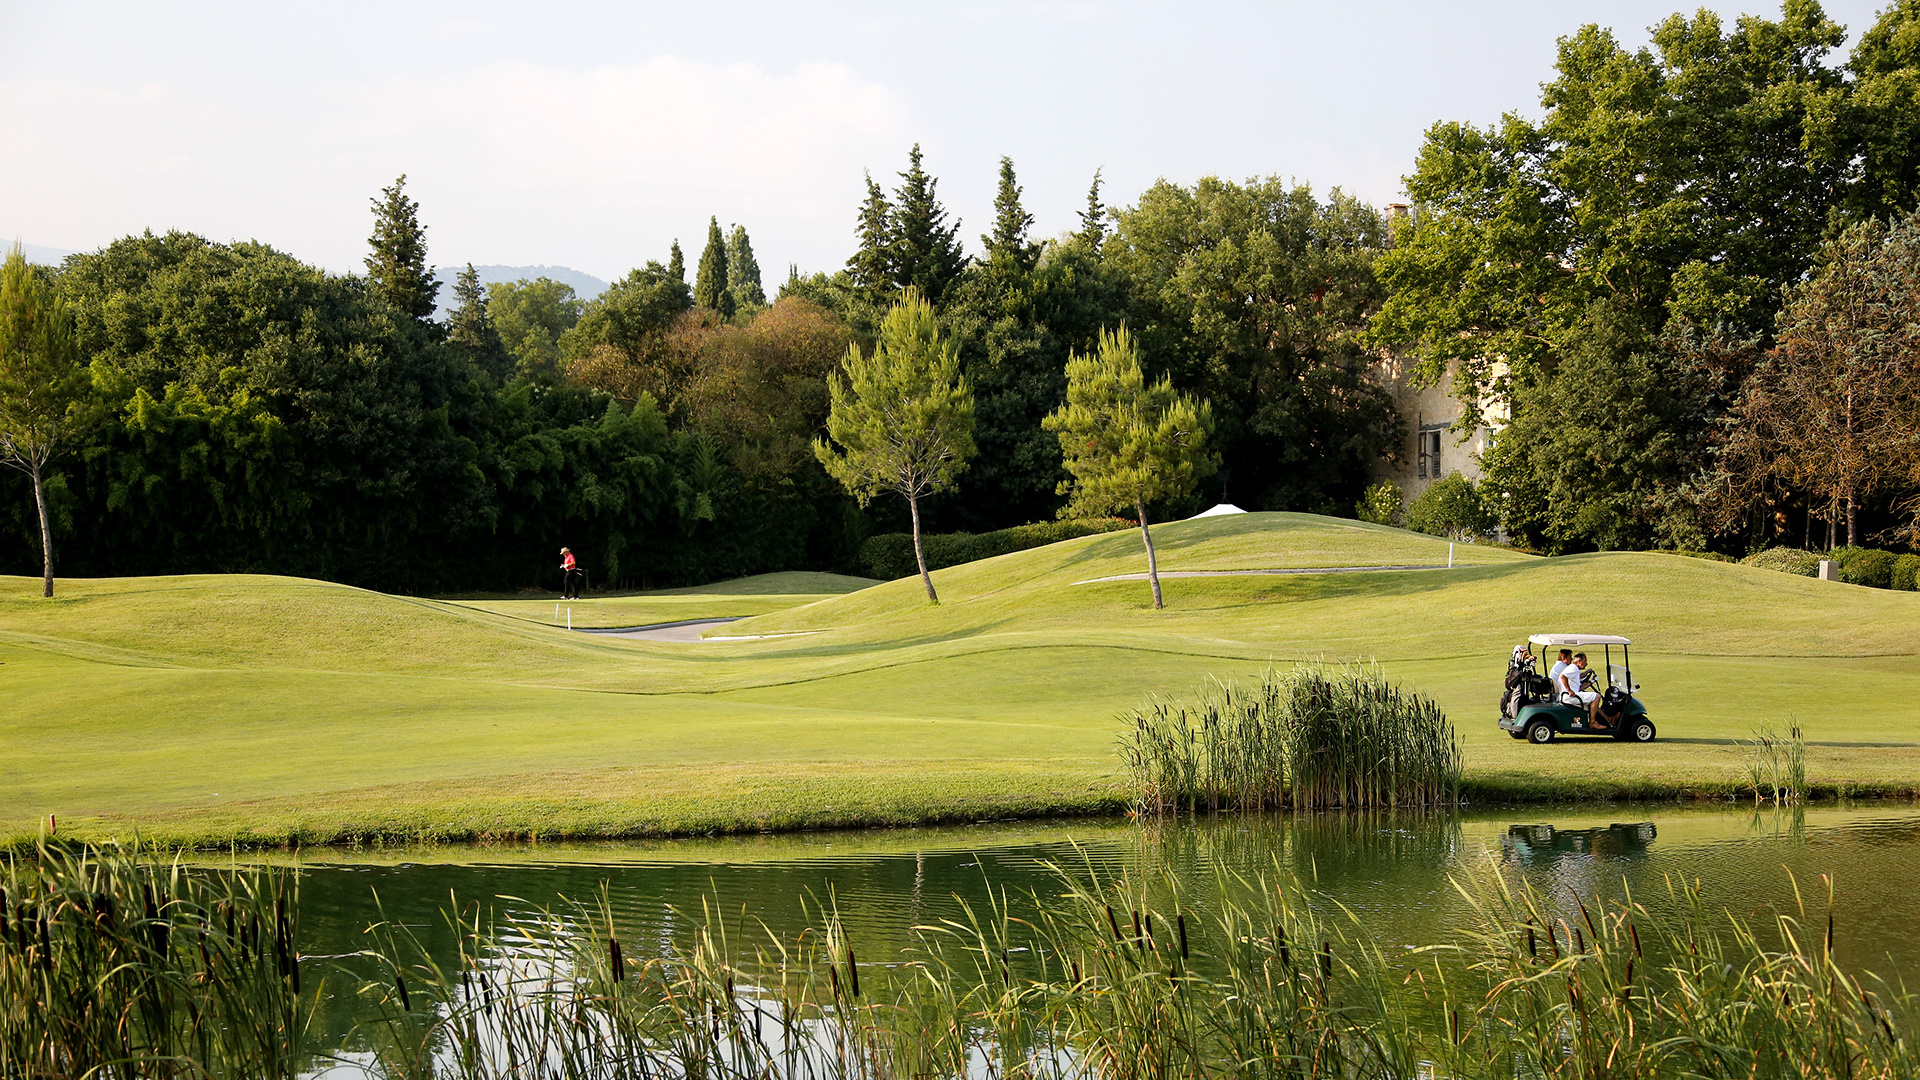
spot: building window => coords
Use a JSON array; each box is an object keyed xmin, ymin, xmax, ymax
[{"xmin": 1418, "ymin": 430, "xmax": 1442, "ymax": 479}]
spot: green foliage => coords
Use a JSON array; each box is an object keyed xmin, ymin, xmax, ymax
[
  {"xmin": 1833, "ymin": 545, "xmax": 1899, "ymax": 588},
  {"xmin": 1404, "ymin": 471, "xmax": 1493, "ymax": 540},
  {"xmin": 983, "ymin": 156, "xmax": 1038, "ymax": 272},
  {"xmin": 888, "ymin": 144, "xmax": 965, "ymax": 305},
  {"xmin": 1743, "ymin": 719, "xmax": 1808, "ymax": 804},
  {"xmin": 1046, "ymin": 326, "xmax": 1215, "ymax": 519},
  {"xmin": 856, "ymin": 517, "xmax": 1132, "ymax": 580},
  {"xmin": 1741, "ymin": 546, "xmax": 1822, "ymax": 576},
  {"xmin": 363, "ymin": 174, "xmax": 439, "ymax": 321},
  {"xmin": 1893, "ymin": 552, "xmax": 1920, "ymax": 591},
  {"xmin": 846, "ymin": 172, "xmax": 893, "ymax": 299},
  {"xmin": 814, "ymin": 290, "xmax": 975, "ymax": 599},
  {"xmin": 693, "ymin": 215, "xmax": 735, "ymax": 319},
  {"xmin": 444, "ymin": 263, "xmax": 511, "ymax": 381},
  {"xmin": 724, "ymin": 223, "xmax": 765, "ymax": 309},
  {"xmin": 1105, "ymin": 177, "xmax": 1398, "ymax": 512},
  {"xmin": 1120, "ymin": 665, "xmax": 1461, "ymax": 812},
  {"xmin": 489, "ymin": 276, "xmax": 583, "ymax": 377},
  {"xmin": 1354, "ymin": 479, "xmax": 1402, "ymax": 525},
  {"xmin": 0, "ymin": 245, "xmax": 92, "ymax": 595}
]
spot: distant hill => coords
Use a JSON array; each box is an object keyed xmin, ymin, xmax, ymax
[
  {"xmin": 4, "ymin": 241, "xmax": 79, "ymax": 266},
  {"xmin": 432, "ymin": 264, "xmax": 608, "ymax": 317}
]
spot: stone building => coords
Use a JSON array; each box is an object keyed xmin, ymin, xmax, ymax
[{"xmin": 1369, "ymin": 354, "xmax": 1507, "ymax": 505}]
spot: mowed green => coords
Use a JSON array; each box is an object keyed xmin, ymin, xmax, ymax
[{"xmin": 3, "ymin": 512, "xmax": 1918, "ymax": 848}]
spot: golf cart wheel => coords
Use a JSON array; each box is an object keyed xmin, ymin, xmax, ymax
[
  {"xmin": 1526, "ymin": 721, "xmax": 1556, "ymax": 744},
  {"xmin": 1627, "ymin": 718, "xmax": 1657, "ymax": 743}
]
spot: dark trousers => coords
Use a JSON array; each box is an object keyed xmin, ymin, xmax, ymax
[{"xmin": 562, "ymin": 569, "xmax": 583, "ymax": 599}]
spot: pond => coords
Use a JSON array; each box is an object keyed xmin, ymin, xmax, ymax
[{"xmin": 289, "ymin": 801, "xmax": 1920, "ymax": 1005}]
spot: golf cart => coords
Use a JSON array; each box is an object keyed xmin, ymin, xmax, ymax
[{"xmin": 1497, "ymin": 633, "xmax": 1656, "ymax": 744}]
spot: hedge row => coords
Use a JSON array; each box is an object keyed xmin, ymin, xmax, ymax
[
  {"xmin": 859, "ymin": 518, "xmax": 1135, "ymax": 580},
  {"xmin": 1741, "ymin": 546, "xmax": 1920, "ymax": 590}
]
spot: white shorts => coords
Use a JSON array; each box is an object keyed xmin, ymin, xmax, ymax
[{"xmin": 1563, "ymin": 690, "xmax": 1598, "ymax": 705}]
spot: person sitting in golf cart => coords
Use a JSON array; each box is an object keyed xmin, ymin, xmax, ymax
[{"xmin": 1559, "ymin": 652, "xmax": 1603, "ymax": 727}]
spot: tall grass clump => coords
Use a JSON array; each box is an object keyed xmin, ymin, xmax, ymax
[
  {"xmin": 1119, "ymin": 665, "xmax": 1462, "ymax": 814},
  {"xmin": 0, "ymin": 841, "xmax": 314, "ymax": 1079},
  {"xmin": 1743, "ymin": 719, "xmax": 1809, "ymax": 803}
]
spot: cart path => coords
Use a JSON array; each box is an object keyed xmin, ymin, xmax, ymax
[
  {"xmin": 574, "ymin": 617, "xmax": 823, "ymax": 643},
  {"xmin": 576, "ymin": 618, "xmax": 744, "ymax": 642},
  {"xmin": 1071, "ymin": 564, "xmax": 1457, "ymax": 585}
]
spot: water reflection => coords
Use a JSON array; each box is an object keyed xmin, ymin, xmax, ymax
[{"xmin": 278, "ymin": 803, "xmax": 1920, "ymax": 1049}]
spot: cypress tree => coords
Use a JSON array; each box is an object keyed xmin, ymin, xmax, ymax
[
  {"xmin": 726, "ymin": 224, "xmax": 766, "ymax": 307},
  {"xmin": 1078, "ymin": 169, "xmax": 1107, "ymax": 253},
  {"xmin": 847, "ymin": 172, "xmax": 894, "ymax": 297},
  {"xmin": 365, "ymin": 174, "xmax": 439, "ymax": 320},
  {"xmin": 446, "ymin": 263, "xmax": 512, "ymax": 380},
  {"xmin": 984, "ymin": 156, "xmax": 1038, "ymax": 272},
  {"xmin": 668, "ymin": 239, "xmax": 686, "ymax": 285},
  {"xmin": 694, "ymin": 217, "xmax": 735, "ymax": 319},
  {"xmin": 890, "ymin": 144, "xmax": 965, "ymax": 305}
]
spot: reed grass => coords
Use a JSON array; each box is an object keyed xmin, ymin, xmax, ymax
[
  {"xmin": 1118, "ymin": 665, "xmax": 1463, "ymax": 814},
  {"xmin": 7, "ymin": 841, "xmax": 1918, "ymax": 1079},
  {"xmin": 1744, "ymin": 720, "xmax": 1810, "ymax": 804},
  {"xmin": 0, "ymin": 841, "xmax": 315, "ymax": 1079}
]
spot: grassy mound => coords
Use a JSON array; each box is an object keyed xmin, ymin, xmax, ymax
[{"xmin": 4, "ymin": 514, "xmax": 1919, "ymax": 847}]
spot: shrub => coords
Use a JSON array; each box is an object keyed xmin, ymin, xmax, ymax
[
  {"xmin": 1833, "ymin": 545, "xmax": 1898, "ymax": 589},
  {"xmin": 1664, "ymin": 549, "xmax": 1737, "ymax": 562},
  {"xmin": 1354, "ymin": 479, "xmax": 1402, "ymax": 525},
  {"xmin": 1741, "ymin": 547, "xmax": 1821, "ymax": 576},
  {"xmin": 1894, "ymin": 553, "xmax": 1920, "ymax": 591},
  {"xmin": 857, "ymin": 518, "xmax": 1133, "ymax": 580},
  {"xmin": 1404, "ymin": 472, "xmax": 1493, "ymax": 540}
]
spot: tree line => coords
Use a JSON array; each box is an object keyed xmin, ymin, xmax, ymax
[{"xmin": 6, "ymin": 0, "xmax": 1920, "ymax": 596}]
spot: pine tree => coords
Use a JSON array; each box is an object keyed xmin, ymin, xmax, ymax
[
  {"xmin": 446, "ymin": 263, "xmax": 512, "ymax": 380},
  {"xmin": 891, "ymin": 144, "xmax": 965, "ymax": 304},
  {"xmin": 984, "ymin": 156, "xmax": 1039, "ymax": 272},
  {"xmin": 694, "ymin": 217, "xmax": 735, "ymax": 319},
  {"xmin": 726, "ymin": 224, "xmax": 766, "ymax": 308},
  {"xmin": 1078, "ymin": 169, "xmax": 1107, "ymax": 253},
  {"xmin": 365, "ymin": 174, "xmax": 439, "ymax": 320},
  {"xmin": 668, "ymin": 239, "xmax": 686, "ymax": 285},
  {"xmin": 847, "ymin": 172, "xmax": 894, "ymax": 297}
]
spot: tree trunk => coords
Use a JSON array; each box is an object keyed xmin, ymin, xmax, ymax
[
  {"xmin": 31, "ymin": 458, "xmax": 52, "ymax": 598},
  {"xmin": 909, "ymin": 490, "xmax": 937, "ymax": 603},
  {"xmin": 1846, "ymin": 485, "xmax": 1858, "ymax": 547},
  {"xmin": 1137, "ymin": 497, "xmax": 1163, "ymax": 610}
]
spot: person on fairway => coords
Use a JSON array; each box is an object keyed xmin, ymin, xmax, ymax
[
  {"xmin": 1547, "ymin": 649, "xmax": 1573, "ymax": 699},
  {"xmin": 559, "ymin": 547, "xmax": 582, "ymax": 600}
]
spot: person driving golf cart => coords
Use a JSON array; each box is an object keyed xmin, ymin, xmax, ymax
[{"xmin": 1498, "ymin": 633, "xmax": 1655, "ymax": 744}]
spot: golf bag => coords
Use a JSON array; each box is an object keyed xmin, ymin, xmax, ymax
[{"xmin": 1501, "ymin": 649, "xmax": 1548, "ymax": 719}]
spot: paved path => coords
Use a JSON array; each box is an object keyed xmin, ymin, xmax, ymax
[
  {"xmin": 576, "ymin": 617, "xmax": 745, "ymax": 642},
  {"xmin": 1071, "ymin": 564, "xmax": 1454, "ymax": 585}
]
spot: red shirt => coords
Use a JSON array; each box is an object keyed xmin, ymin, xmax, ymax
[{"xmin": 562, "ymin": 552, "xmax": 576, "ymax": 571}]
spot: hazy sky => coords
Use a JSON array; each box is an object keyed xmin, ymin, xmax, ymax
[{"xmin": 1, "ymin": 1, "xmax": 1893, "ymax": 282}]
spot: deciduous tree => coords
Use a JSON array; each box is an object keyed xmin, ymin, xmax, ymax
[
  {"xmin": 814, "ymin": 290, "xmax": 974, "ymax": 601},
  {"xmin": 0, "ymin": 247, "xmax": 91, "ymax": 596},
  {"xmin": 1044, "ymin": 326, "xmax": 1215, "ymax": 609}
]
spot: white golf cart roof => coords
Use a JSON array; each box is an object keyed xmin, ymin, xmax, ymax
[{"xmin": 1529, "ymin": 633, "xmax": 1632, "ymax": 647}]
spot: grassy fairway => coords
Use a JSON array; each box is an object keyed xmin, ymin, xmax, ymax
[
  {"xmin": 446, "ymin": 572, "xmax": 878, "ymax": 629},
  {"xmin": 3, "ymin": 512, "xmax": 1918, "ymax": 847}
]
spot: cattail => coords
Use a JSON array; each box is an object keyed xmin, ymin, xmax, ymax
[
  {"xmin": 1629, "ymin": 922, "xmax": 1641, "ymax": 958},
  {"xmin": 1278, "ymin": 926, "xmax": 1291, "ymax": 969},
  {"xmin": 845, "ymin": 944, "xmax": 860, "ymax": 998},
  {"xmin": 1177, "ymin": 913, "xmax": 1189, "ymax": 960},
  {"xmin": 1106, "ymin": 905, "xmax": 1122, "ymax": 942},
  {"xmin": 395, "ymin": 972, "xmax": 410, "ymax": 1012},
  {"xmin": 609, "ymin": 937, "xmax": 625, "ymax": 982},
  {"xmin": 1526, "ymin": 922, "xmax": 1537, "ymax": 959}
]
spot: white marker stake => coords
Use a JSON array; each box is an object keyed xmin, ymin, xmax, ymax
[
  {"xmin": 1449, "ymin": 542, "xmax": 1455, "ymax": 568},
  {"xmin": 567, "ymin": 608, "xmax": 572, "ymax": 631},
  {"xmin": 554, "ymin": 603, "xmax": 560, "ymax": 626}
]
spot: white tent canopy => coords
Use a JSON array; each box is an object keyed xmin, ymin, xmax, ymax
[{"xmin": 1188, "ymin": 503, "xmax": 1247, "ymax": 519}]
